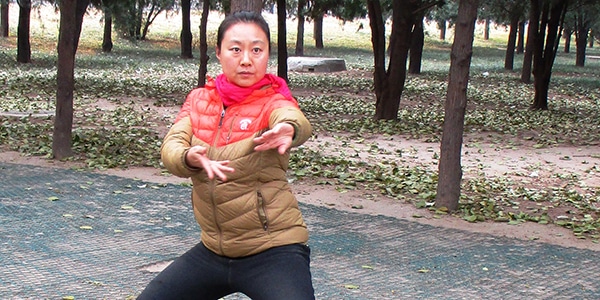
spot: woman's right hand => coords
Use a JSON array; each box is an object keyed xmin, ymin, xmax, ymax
[{"xmin": 185, "ymin": 145, "xmax": 235, "ymax": 181}]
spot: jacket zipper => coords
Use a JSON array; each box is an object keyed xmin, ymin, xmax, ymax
[
  {"xmin": 211, "ymin": 108, "xmax": 225, "ymax": 253},
  {"xmin": 257, "ymin": 190, "xmax": 269, "ymax": 231},
  {"xmin": 226, "ymin": 114, "xmax": 237, "ymax": 144}
]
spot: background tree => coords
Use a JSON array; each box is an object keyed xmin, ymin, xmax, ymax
[
  {"xmin": 53, "ymin": 0, "xmax": 90, "ymax": 159},
  {"xmin": 484, "ymin": 0, "xmax": 528, "ymax": 70},
  {"xmin": 368, "ymin": 0, "xmax": 445, "ymax": 120},
  {"xmin": 180, "ymin": 0, "xmax": 193, "ymax": 58},
  {"xmin": 428, "ymin": 0, "xmax": 458, "ymax": 40},
  {"xmin": 1, "ymin": 0, "xmax": 8, "ymax": 37},
  {"xmin": 197, "ymin": 0, "xmax": 210, "ymax": 86},
  {"xmin": 90, "ymin": 0, "xmax": 116, "ymax": 52},
  {"xmin": 409, "ymin": 2, "xmax": 444, "ymax": 74},
  {"xmin": 573, "ymin": 0, "xmax": 599, "ymax": 67},
  {"xmin": 520, "ymin": 0, "xmax": 539, "ymax": 84},
  {"xmin": 531, "ymin": 0, "xmax": 569, "ymax": 110},
  {"xmin": 294, "ymin": 0, "xmax": 307, "ymax": 55},
  {"xmin": 435, "ymin": 0, "xmax": 479, "ymax": 211},
  {"xmin": 112, "ymin": 0, "xmax": 175, "ymax": 40},
  {"xmin": 17, "ymin": 0, "xmax": 31, "ymax": 63},
  {"xmin": 277, "ymin": 0, "xmax": 288, "ymax": 81},
  {"xmin": 230, "ymin": 0, "xmax": 261, "ymax": 13}
]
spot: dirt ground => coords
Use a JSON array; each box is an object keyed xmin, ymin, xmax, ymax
[{"xmin": 2, "ymin": 131, "xmax": 599, "ymax": 251}]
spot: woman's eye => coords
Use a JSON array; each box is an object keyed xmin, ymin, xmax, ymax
[
  {"xmin": 253, "ymin": 48, "xmax": 262, "ymax": 54},
  {"xmin": 232, "ymin": 47, "xmax": 241, "ymax": 53}
]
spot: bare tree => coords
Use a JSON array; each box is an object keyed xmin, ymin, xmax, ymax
[
  {"xmin": 17, "ymin": 0, "xmax": 31, "ymax": 63},
  {"xmin": 1, "ymin": 0, "xmax": 8, "ymax": 37},
  {"xmin": 181, "ymin": 0, "xmax": 193, "ymax": 59},
  {"xmin": 197, "ymin": 0, "xmax": 210, "ymax": 87},
  {"xmin": 435, "ymin": 0, "xmax": 479, "ymax": 211},
  {"xmin": 230, "ymin": 0, "xmax": 262, "ymax": 13},
  {"xmin": 53, "ymin": 0, "xmax": 90, "ymax": 159}
]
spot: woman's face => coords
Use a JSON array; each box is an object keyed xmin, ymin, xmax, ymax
[{"xmin": 216, "ymin": 22, "xmax": 269, "ymax": 87}]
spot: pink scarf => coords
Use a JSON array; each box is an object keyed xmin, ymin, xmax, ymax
[{"xmin": 215, "ymin": 73, "xmax": 294, "ymax": 107}]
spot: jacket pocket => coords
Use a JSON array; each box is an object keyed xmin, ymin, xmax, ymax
[{"xmin": 256, "ymin": 190, "xmax": 269, "ymax": 231}]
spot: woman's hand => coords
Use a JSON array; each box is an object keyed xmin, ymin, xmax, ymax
[
  {"xmin": 185, "ymin": 145, "xmax": 235, "ymax": 181},
  {"xmin": 253, "ymin": 122, "xmax": 294, "ymax": 155}
]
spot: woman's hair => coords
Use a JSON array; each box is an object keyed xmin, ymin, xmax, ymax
[{"xmin": 216, "ymin": 11, "xmax": 271, "ymax": 51}]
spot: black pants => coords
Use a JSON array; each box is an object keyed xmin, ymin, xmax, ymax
[{"xmin": 137, "ymin": 242, "xmax": 315, "ymax": 300}]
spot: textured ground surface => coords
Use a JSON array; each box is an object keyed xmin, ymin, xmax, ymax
[{"xmin": 1, "ymin": 162, "xmax": 599, "ymax": 299}]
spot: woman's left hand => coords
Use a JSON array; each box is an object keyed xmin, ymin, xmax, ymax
[{"xmin": 253, "ymin": 122, "xmax": 294, "ymax": 155}]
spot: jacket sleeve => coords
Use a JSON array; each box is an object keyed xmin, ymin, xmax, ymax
[
  {"xmin": 269, "ymin": 105, "xmax": 312, "ymax": 147},
  {"xmin": 160, "ymin": 116, "xmax": 200, "ymax": 178}
]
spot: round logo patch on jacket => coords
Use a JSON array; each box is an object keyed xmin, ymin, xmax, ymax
[{"xmin": 239, "ymin": 119, "xmax": 252, "ymax": 130}]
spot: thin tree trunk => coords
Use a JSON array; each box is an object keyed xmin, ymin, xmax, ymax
[
  {"xmin": 504, "ymin": 15, "xmax": 518, "ymax": 70},
  {"xmin": 439, "ymin": 20, "xmax": 446, "ymax": 40},
  {"xmin": 17, "ymin": 0, "xmax": 31, "ymax": 63},
  {"xmin": 181, "ymin": 0, "xmax": 193, "ymax": 59},
  {"xmin": 102, "ymin": 7, "xmax": 113, "ymax": 52},
  {"xmin": 53, "ymin": 0, "xmax": 90, "ymax": 159},
  {"xmin": 277, "ymin": 0, "xmax": 288, "ymax": 81},
  {"xmin": 531, "ymin": 0, "xmax": 567, "ymax": 110},
  {"xmin": 408, "ymin": 16, "xmax": 424, "ymax": 74},
  {"xmin": 295, "ymin": 0, "xmax": 306, "ymax": 56},
  {"xmin": 366, "ymin": 0, "xmax": 385, "ymax": 103},
  {"xmin": 521, "ymin": 0, "xmax": 540, "ymax": 84},
  {"xmin": 197, "ymin": 0, "xmax": 210, "ymax": 87},
  {"xmin": 314, "ymin": 13, "xmax": 324, "ymax": 49},
  {"xmin": 484, "ymin": 18, "xmax": 490, "ymax": 40},
  {"xmin": 564, "ymin": 28, "xmax": 571, "ymax": 53},
  {"xmin": 1, "ymin": 0, "xmax": 8, "ymax": 37},
  {"xmin": 516, "ymin": 21, "xmax": 525, "ymax": 54},
  {"xmin": 435, "ymin": 0, "xmax": 479, "ymax": 211}
]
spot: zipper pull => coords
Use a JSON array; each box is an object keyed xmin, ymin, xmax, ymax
[{"xmin": 218, "ymin": 109, "xmax": 225, "ymax": 128}]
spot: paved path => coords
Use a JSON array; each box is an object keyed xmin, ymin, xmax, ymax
[{"xmin": 1, "ymin": 162, "xmax": 599, "ymax": 299}]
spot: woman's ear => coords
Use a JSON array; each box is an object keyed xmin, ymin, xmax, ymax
[{"xmin": 215, "ymin": 47, "xmax": 221, "ymax": 60}]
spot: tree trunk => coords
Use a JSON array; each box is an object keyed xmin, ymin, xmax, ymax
[
  {"xmin": 438, "ymin": 19, "xmax": 446, "ymax": 40},
  {"xmin": 277, "ymin": 0, "xmax": 288, "ymax": 81},
  {"xmin": 1, "ymin": 0, "xmax": 8, "ymax": 37},
  {"xmin": 521, "ymin": 0, "xmax": 540, "ymax": 84},
  {"xmin": 516, "ymin": 21, "xmax": 525, "ymax": 54},
  {"xmin": 504, "ymin": 15, "xmax": 518, "ymax": 70},
  {"xmin": 371, "ymin": 0, "xmax": 417, "ymax": 120},
  {"xmin": 197, "ymin": 0, "xmax": 210, "ymax": 87},
  {"xmin": 17, "ymin": 0, "xmax": 31, "ymax": 63},
  {"xmin": 574, "ymin": 6, "xmax": 589, "ymax": 67},
  {"xmin": 589, "ymin": 29, "xmax": 594, "ymax": 47},
  {"xmin": 483, "ymin": 18, "xmax": 490, "ymax": 40},
  {"xmin": 53, "ymin": 0, "xmax": 90, "ymax": 159},
  {"xmin": 366, "ymin": 0, "xmax": 385, "ymax": 108},
  {"xmin": 102, "ymin": 7, "xmax": 113, "ymax": 53},
  {"xmin": 435, "ymin": 0, "xmax": 479, "ymax": 212},
  {"xmin": 230, "ymin": 0, "xmax": 262, "ymax": 13},
  {"xmin": 295, "ymin": 0, "xmax": 306, "ymax": 56},
  {"xmin": 408, "ymin": 16, "xmax": 424, "ymax": 75},
  {"xmin": 531, "ymin": 0, "xmax": 568, "ymax": 110},
  {"xmin": 563, "ymin": 28, "xmax": 571, "ymax": 53},
  {"xmin": 180, "ymin": 0, "xmax": 193, "ymax": 59},
  {"xmin": 314, "ymin": 13, "xmax": 324, "ymax": 49}
]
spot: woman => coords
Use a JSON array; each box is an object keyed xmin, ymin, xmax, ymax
[{"xmin": 137, "ymin": 11, "xmax": 315, "ymax": 300}]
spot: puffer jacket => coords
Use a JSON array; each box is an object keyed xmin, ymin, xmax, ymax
[{"xmin": 161, "ymin": 77, "xmax": 312, "ymax": 258}]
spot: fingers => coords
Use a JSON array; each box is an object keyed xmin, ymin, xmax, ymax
[{"xmin": 253, "ymin": 123, "xmax": 294, "ymax": 153}]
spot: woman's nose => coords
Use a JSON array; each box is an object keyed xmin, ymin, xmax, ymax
[{"xmin": 240, "ymin": 51, "xmax": 251, "ymax": 66}]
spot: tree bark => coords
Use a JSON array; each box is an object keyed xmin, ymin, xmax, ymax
[
  {"xmin": 17, "ymin": 0, "xmax": 31, "ymax": 63},
  {"xmin": 531, "ymin": 0, "xmax": 568, "ymax": 110},
  {"xmin": 314, "ymin": 13, "xmax": 324, "ymax": 49},
  {"xmin": 1, "ymin": 0, "xmax": 8, "ymax": 37},
  {"xmin": 277, "ymin": 0, "xmax": 288, "ymax": 81},
  {"xmin": 408, "ymin": 16, "xmax": 424, "ymax": 74},
  {"xmin": 564, "ymin": 28, "xmax": 571, "ymax": 53},
  {"xmin": 295, "ymin": 0, "xmax": 306, "ymax": 56},
  {"xmin": 181, "ymin": 0, "xmax": 193, "ymax": 59},
  {"xmin": 504, "ymin": 15, "xmax": 518, "ymax": 70},
  {"xmin": 53, "ymin": 0, "xmax": 90, "ymax": 159},
  {"xmin": 438, "ymin": 20, "xmax": 446, "ymax": 40},
  {"xmin": 521, "ymin": 0, "xmax": 540, "ymax": 84},
  {"xmin": 102, "ymin": 7, "xmax": 113, "ymax": 53},
  {"xmin": 516, "ymin": 21, "xmax": 525, "ymax": 54},
  {"xmin": 197, "ymin": 0, "xmax": 210, "ymax": 87},
  {"xmin": 483, "ymin": 18, "xmax": 490, "ymax": 40},
  {"xmin": 435, "ymin": 0, "xmax": 479, "ymax": 212},
  {"xmin": 230, "ymin": 0, "xmax": 262, "ymax": 13}
]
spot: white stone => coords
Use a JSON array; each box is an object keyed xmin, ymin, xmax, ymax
[{"xmin": 287, "ymin": 57, "xmax": 347, "ymax": 73}]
